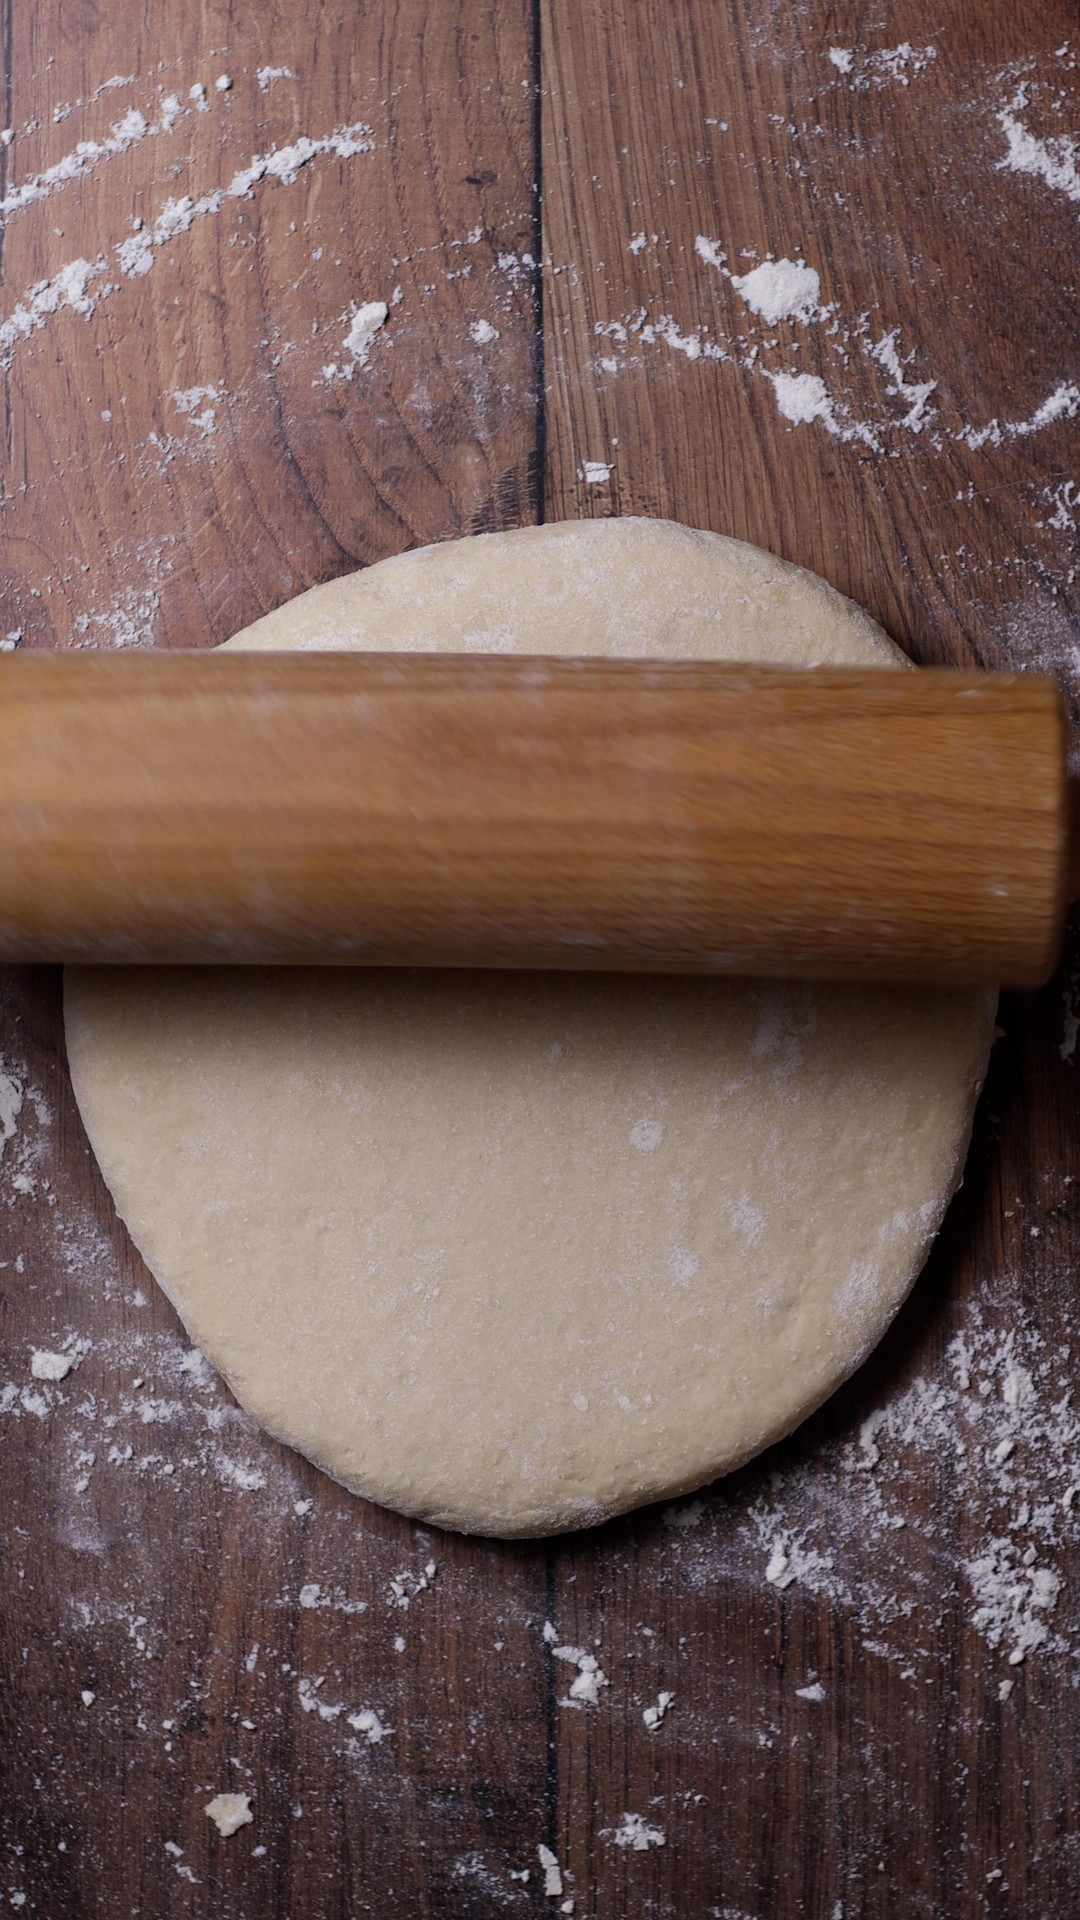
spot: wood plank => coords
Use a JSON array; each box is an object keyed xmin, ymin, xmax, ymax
[
  {"xmin": 0, "ymin": 5, "xmax": 548, "ymax": 1917},
  {"xmin": 0, "ymin": 0, "xmax": 541, "ymax": 654},
  {"xmin": 541, "ymin": 0, "xmax": 1078, "ymax": 681},
  {"xmin": 541, "ymin": 1, "xmax": 1080, "ymax": 1913}
]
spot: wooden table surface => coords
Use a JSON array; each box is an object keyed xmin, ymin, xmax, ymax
[{"xmin": 1, "ymin": 3, "xmax": 1078, "ymax": 1914}]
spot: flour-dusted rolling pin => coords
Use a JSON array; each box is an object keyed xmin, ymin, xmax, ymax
[{"xmin": 0, "ymin": 651, "xmax": 1073, "ymax": 986}]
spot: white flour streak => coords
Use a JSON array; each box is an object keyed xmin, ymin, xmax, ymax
[
  {"xmin": 299, "ymin": 1678, "xmax": 391, "ymax": 1740},
  {"xmin": 997, "ymin": 100, "xmax": 1080, "ymax": 207},
  {"xmin": 960, "ymin": 382, "xmax": 1080, "ymax": 451},
  {"xmin": 1014, "ymin": 383, "xmax": 1080, "ymax": 433},
  {"xmin": 215, "ymin": 1454, "xmax": 267, "ymax": 1492},
  {"xmin": 644, "ymin": 314, "xmax": 707, "ymax": 360},
  {"xmin": 256, "ymin": 67, "xmax": 295, "ymax": 92},
  {"xmin": 967, "ymin": 1542, "xmax": 1062, "ymax": 1665},
  {"xmin": 116, "ymin": 192, "xmax": 225, "ymax": 278},
  {"xmin": 1045, "ymin": 480, "xmax": 1079, "ymax": 538},
  {"xmin": 870, "ymin": 330, "xmax": 937, "ymax": 431},
  {"xmin": 831, "ymin": 44, "xmax": 938, "ymax": 90},
  {"xmin": 226, "ymin": 122, "xmax": 373, "ymax": 197},
  {"xmin": 92, "ymin": 75, "xmax": 136, "ymax": 98},
  {"xmin": 113, "ymin": 123, "xmax": 375, "ymax": 278},
  {"xmin": 298, "ymin": 1676, "xmax": 344, "ymax": 1720},
  {"xmin": 0, "ymin": 108, "xmax": 148, "ymax": 218},
  {"xmin": 0, "ymin": 118, "xmax": 375, "ymax": 369},
  {"xmin": 538, "ymin": 1845, "xmax": 563, "ymax": 1896},
  {"xmin": 694, "ymin": 233, "xmax": 726, "ymax": 269},
  {"xmin": 0, "ymin": 257, "xmax": 102, "ymax": 365},
  {"xmin": 0, "ymin": 1066, "xmax": 23, "ymax": 1160}
]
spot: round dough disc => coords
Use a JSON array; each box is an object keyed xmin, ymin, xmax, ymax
[{"xmin": 64, "ymin": 520, "xmax": 994, "ymax": 1536}]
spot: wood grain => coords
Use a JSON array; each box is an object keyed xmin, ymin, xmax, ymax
[
  {"xmin": 0, "ymin": 0, "xmax": 540, "ymax": 653},
  {"xmin": 0, "ymin": 655, "xmax": 1068, "ymax": 983},
  {"xmin": 3, "ymin": 0, "xmax": 1080, "ymax": 1915},
  {"xmin": 539, "ymin": 3, "xmax": 1080, "ymax": 1915}
]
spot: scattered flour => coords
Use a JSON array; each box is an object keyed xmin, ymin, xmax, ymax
[
  {"xmin": 663, "ymin": 1498, "xmax": 705, "ymax": 1531},
  {"xmin": 72, "ymin": 584, "xmax": 161, "ymax": 649},
  {"xmin": 538, "ymin": 1845, "xmax": 563, "ymax": 1895},
  {"xmin": 343, "ymin": 300, "xmax": 388, "ymax": 366},
  {"xmin": 598, "ymin": 280, "xmax": 1074, "ymax": 471},
  {"xmin": 765, "ymin": 370, "xmax": 871, "ymax": 446},
  {"xmin": 694, "ymin": 234, "xmax": 726, "ymax": 269},
  {"xmin": 227, "ymin": 123, "xmax": 373, "ymax": 198},
  {"xmin": 204, "ymin": 1793, "xmax": 253, "ymax": 1837},
  {"xmin": 346, "ymin": 1707, "xmax": 390, "ymax": 1744},
  {"xmin": 869, "ymin": 331, "xmax": 937, "ymax": 432},
  {"xmin": 830, "ymin": 44, "xmax": 938, "ymax": 90},
  {"xmin": 0, "ymin": 1068, "xmax": 23, "ymax": 1160},
  {"xmin": 551, "ymin": 1642, "xmax": 609, "ymax": 1707},
  {"xmin": 610, "ymin": 1813, "xmax": 667, "ymax": 1851},
  {"xmin": 997, "ymin": 94, "xmax": 1080, "ymax": 208},
  {"xmin": 730, "ymin": 258, "xmax": 821, "ymax": 325},
  {"xmin": 0, "ymin": 108, "xmax": 149, "ymax": 218},
  {"xmin": 643, "ymin": 1689, "xmax": 674, "ymax": 1730},
  {"xmin": 298, "ymin": 1677, "xmax": 343, "ymax": 1721},
  {"xmin": 389, "ymin": 1560, "xmax": 437, "ymax": 1609},
  {"xmin": 31, "ymin": 1343, "xmax": 89, "ymax": 1382},
  {"xmin": 960, "ymin": 382, "xmax": 1080, "ymax": 452},
  {"xmin": 743, "ymin": 1287, "xmax": 1080, "ymax": 1671},
  {"xmin": 469, "ymin": 318, "xmax": 499, "ymax": 345},
  {"xmin": 0, "ymin": 119, "xmax": 376, "ymax": 368},
  {"xmin": 171, "ymin": 386, "xmax": 220, "ymax": 437},
  {"xmin": 0, "ymin": 258, "xmax": 100, "ymax": 367}
]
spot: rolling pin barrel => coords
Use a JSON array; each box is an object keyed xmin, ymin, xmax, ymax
[{"xmin": 0, "ymin": 652, "xmax": 1068, "ymax": 986}]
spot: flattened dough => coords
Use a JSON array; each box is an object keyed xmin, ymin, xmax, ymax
[{"xmin": 64, "ymin": 519, "xmax": 995, "ymax": 1535}]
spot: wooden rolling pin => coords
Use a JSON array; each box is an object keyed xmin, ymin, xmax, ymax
[{"xmin": 0, "ymin": 651, "xmax": 1072, "ymax": 987}]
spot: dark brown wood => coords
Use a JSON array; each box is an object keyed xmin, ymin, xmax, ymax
[
  {"xmin": 3, "ymin": 2, "xmax": 1080, "ymax": 1917},
  {"xmin": 0, "ymin": 654, "xmax": 1069, "ymax": 984},
  {"xmin": 540, "ymin": 1, "xmax": 1080, "ymax": 1914}
]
